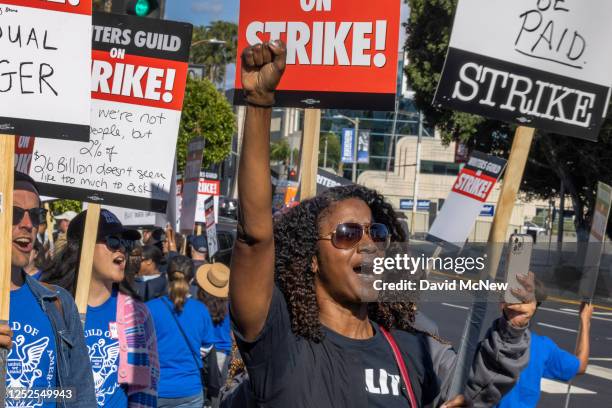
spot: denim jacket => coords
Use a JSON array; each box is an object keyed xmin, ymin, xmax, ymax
[{"xmin": 24, "ymin": 273, "xmax": 97, "ymax": 407}]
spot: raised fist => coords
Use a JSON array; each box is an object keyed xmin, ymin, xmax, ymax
[{"xmin": 241, "ymin": 40, "xmax": 287, "ymax": 107}]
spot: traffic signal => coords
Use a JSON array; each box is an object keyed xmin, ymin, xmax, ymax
[
  {"xmin": 288, "ymin": 168, "xmax": 297, "ymax": 181},
  {"xmin": 111, "ymin": 0, "xmax": 164, "ymax": 18}
]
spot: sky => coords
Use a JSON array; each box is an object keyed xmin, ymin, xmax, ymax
[{"xmin": 165, "ymin": 0, "xmax": 410, "ymax": 90}]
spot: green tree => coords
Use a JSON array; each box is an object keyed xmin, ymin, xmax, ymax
[
  {"xmin": 177, "ymin": 78, "xmax": 236, "ymax": 173},
  {"xmin": 49, "ymin": 200, "xmax": 82, "ymax": 216},
  {"xmin": 405, "ymin": 0, "xmax": 612, "ymax": 240},
  {"xmin": 190, "ymin": 22, "xmax": 238, "ymax": 86},
  {"xmin": 270, "ymin": 139, "xmax": 290, "ymax": 163},
  {"xmin": 319, "ymin": 133, "xmax": 341, "ymax": 169},
  {"xmin": 93, "ymin": 0, "xmax": 105, "ymax": 11}
]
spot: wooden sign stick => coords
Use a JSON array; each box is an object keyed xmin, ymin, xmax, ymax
[
  {"xmin": 0, "ymin": 135, "xmax": 15, "ymax": 408},
  {"xmin": 299, "ymin": 109, "xmax": 321, "ymax": 200},
  {"xmin": 43, "ymin": 202, "xmax": 54, "ymax": 247},
  {"xmin": 449, "ymin": 126, "xmax": 535, "ymax": 397},
  {"xmin": 74, "ymin": 203, "xmax": 101, "ymax": 322}
]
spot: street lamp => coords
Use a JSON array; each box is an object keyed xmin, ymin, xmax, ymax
[
  {"xmin": 334, "ymin": 114, "xmax": 360, "ymax": 182},
  {"xmin": 191, "ymin": 38, "xmax": 227, "ymax": 88}
]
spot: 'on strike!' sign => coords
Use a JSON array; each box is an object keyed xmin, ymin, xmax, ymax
[
  {"xmin": 235, "ymin": 0, "xmax": 402, "ymax": 110},
  {"xmin": 0, "ymin": 0, "xmax": 91, "ymax": 141},
  {"xmin": 434, "ymin": 0, "xmax": 612, "ymax": 141},
  {"xmin": 428, "ymin": 151, "xmax": 507, "ymax": 247}
]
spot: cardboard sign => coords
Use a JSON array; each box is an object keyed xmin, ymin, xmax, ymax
[
  {"xmin": 0, "ymin": 0, "xmax": 92, "ymax": 141},
  {"xmin": 579, "ymin": 182, "xmax": 612, "ymax": 299},
  {"xmin": 316, "ymin": 168, "xmax": 351, "ymax": 194},
  {"xmin": 29, "ymin": 13, "xmax": 192, "ymax": 212},
  {"xmin": 428, "ymin": 151, "xmax": 507, "ymax": 245},
  {"xmin": 434, "ymin": 0, "xmax": 612, "ymax": 141},
  {"xmin": 234, "ymin": 0, "xmax": 401, "ymax": 110},
  {"xmin": 179, "ymin": 138, "xmax": 206, "ymax": 233},
  {"xmin": 204, "ymin": 196, "xmax": 218, "ymax": 257}
]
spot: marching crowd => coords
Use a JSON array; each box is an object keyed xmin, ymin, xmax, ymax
[{"xmin": 0, "ymin": 41, "xmax": 597, "ymax": 408}]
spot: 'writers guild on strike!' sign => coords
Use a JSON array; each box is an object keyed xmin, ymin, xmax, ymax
[
  {"xmin": 29, "ymin": 13, "xmax": 193, "ymax": 213},
  {"xmin": 434, "ymin": 0, "xmax": 612, "ymax": 141}
]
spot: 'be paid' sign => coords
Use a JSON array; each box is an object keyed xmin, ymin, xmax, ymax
[
  {"xmin": 234, "ymin": 0, "xmax": 402, "ymax": 110},
  {"xmin": 434, "ymin": 0, "xmax": 612, "ymax": 141}
]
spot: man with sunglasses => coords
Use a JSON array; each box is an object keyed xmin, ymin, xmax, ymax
[{"xmin": 0, "ymin": 171, "xmax": 96, "ymax": 407}]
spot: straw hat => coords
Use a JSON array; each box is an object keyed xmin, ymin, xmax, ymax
[{"xmin": 196, "ymin": 263, "xmax": 230, "ymax": 298}]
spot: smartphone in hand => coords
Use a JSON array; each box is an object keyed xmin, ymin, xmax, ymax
[{"xmin": 504, "ymin": 234, "xmax": 533, "ymax": 304}]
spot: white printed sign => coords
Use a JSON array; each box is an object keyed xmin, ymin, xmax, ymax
[
  {"xmin": 29, "ymin": 13, "xmax": 192, "ymax": 213},
  {"xmin": 0, "ymin": 0, "xmax": 91, "ymax": 141},
  {"xmin": 579, "ymin": 182, "xmax": 612, "ymax": 299},
  {"xmin": 204, "ymin": 196, "xmax": 218, "ymax": 257},
  {"xmin": 434, "ymin": 0, "xmax": 612, "ymax": 141},
  {"xmin": 428, "ymin": 151, "xmax": 507, "ymax": 246},
  {"xmin": 179, "ymin": 139, "xmax": 206, "ymax": 233}
]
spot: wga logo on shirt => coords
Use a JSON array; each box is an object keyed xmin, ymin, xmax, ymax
[
  {"xmin": 87, "ymin": 337, "xmax": 120, "ymax": 406},
  {"xmin": 365, "ymin": 368, "xmax": 401, "ymax": 396},
  {"xmin": 6, "ymin": 322, "xmax": 55, "ymax": 408}
]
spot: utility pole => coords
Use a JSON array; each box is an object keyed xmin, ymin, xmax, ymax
[
  {"xmin": 352, "ymin": 118, "xmax": 360, "ymax": 183},
  {"xmin": 323, "ymin": 135, "xmax": 328, "ymax": 169},
  {"xmin": 411, "ymin": 112, "xmax": 424, "ymax": 237}
]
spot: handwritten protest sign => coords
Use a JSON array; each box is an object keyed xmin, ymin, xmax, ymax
[
  {"xmin": 235, "ymin": 0, "xmax": 402, "ymax": 110},
  {"xmin": 29, "ymin": 12, "xmax": 192, "ymax": 212},
  {"xmin": 0, "ymin": 0, "xmax": 91, "ymax": 141},
  {"xmin": 434, "ymin": 0, "xmax": 612, "ymax": 141},
  {"xmin": 428, "ymin": 151, "xmax": 507, "ymax": 246}
]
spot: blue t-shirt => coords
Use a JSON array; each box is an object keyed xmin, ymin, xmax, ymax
[
  {"xmin": 30, "ymin": 270, "xmax": 42, "ymax": 281},
  {"xmin": 496, "ymin": 332, "xmax": 580, "ymax": 408},
  {"xmin": 7, "ymin": 283, "xmax": 57, "ymax": 408},
  {"xmin": 147, "ymin": 296, "xmax": 215, "ymax": 398},
  {"xmin": 84, "ymin": 290, "xmax": 128, "ymax": 408},
  {"xmin": 211, "ymin": 313, "xmax": 232, "ymax": 354}
]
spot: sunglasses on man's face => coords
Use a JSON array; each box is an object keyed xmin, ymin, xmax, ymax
[
  {"xmin": 100, "ymin": 235, "xmax": 134, "ymax": 253},
  {"xmin": 318, "ymin": 222, "xmax": 390, "ymax": 250},
  {"xmin": 13, "ymin": 207, "xmax": 47, "ymax": 228}
]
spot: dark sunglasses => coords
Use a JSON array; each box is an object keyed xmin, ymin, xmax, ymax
[
  {"xmin": 13, "ymin": 207, "xmax": 47, "ymax": 227},
  {"xmin": 319, "ymin": 222, "xmax": 390, "ymax": 250},
  {"xmin": 100, "ymin": 235, "xmax": 134, "ymax": 252}
]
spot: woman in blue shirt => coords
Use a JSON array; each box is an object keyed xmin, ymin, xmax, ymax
[
  {"xmin": 195, "ymin": 263, "xmax": 232, "ymax": 370},
  {"xmin": 147, "ymin": 255, "xmax": 216, "ymax": 408},
  {"xmin": 43, "ymin": 209, "xmax": 159, "ymax": 408}
]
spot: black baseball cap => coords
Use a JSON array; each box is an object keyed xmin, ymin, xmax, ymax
[
  {"xmin": 68, "ymin": 209, "xmax": 141, "ymax": 242},
  {"xmin": 189, "ymin": 234, "xmax": 208, "ymax": 253}
]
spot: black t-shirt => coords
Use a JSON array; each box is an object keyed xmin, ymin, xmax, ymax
[
  {"xmin": 232, "ymin": 286, "xmax": 438, "ymax": 408},
  {"xmin": 323, "ymin": 326, "xmax": 410, "ymax": 408}
]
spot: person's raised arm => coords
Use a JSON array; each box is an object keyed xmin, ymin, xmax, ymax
[
  {"xmin": 575, "ymin": 302, "xmax": 593, "ymax": 374},
  {"xmin": 230, "ymin": 41, "xmax": 286, "ymax": 341}
]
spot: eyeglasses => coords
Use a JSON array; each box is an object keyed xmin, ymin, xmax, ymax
[
  {"xmin": 100, "ymin": 235, "xmax": 134, "ymax": 252},
  {"xmin": 318, "ymin": 222, "xmax": 390, "ymax": 250},
  {"xmin": 13, "ymin": 207, "xmax": 47, "ymax": 227}
]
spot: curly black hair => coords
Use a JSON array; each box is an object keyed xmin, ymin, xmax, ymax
[{"xmin": 274, "ymin": 184, "xmax": 419, "ymax": 342}]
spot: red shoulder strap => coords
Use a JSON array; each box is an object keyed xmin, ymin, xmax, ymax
[{"xmin": 379, "ymin": 326, "xmax": 418, "ymax": 408}]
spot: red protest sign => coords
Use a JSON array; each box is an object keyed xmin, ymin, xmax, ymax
[
  {"xmin": 235, "ymin": 0, "xmax": 401, "ymax": 110},
  {"xmin": 451, "ymin": 168, "xmax": 496, "ymax": 203}
]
